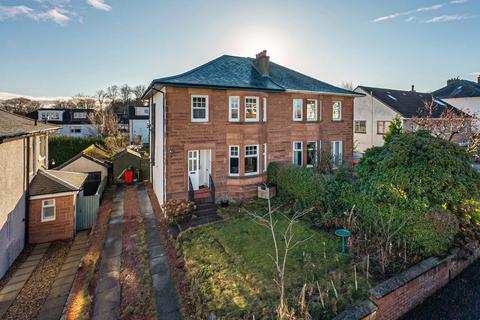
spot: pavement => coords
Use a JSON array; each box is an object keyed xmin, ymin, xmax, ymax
[{"xmin": 402, "ymin": 259, "xmax": 480, "ymax": 320}]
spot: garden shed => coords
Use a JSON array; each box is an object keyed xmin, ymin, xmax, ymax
[{"xmin": 112, "ymin": 148, "xmax": 150, "ymax": 182}]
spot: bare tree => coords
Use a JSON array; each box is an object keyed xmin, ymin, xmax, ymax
[
  {"xmin": 412, "ymin": 100, "xmax": 479, "ymax": 153},
  {"xmin": 120, "ymin": 84, "xmax": 132, "ymax": 103},
  {"xmin": 0, "ymin": 98, "xmax": 40, "ymax": 115},
  {"xmin": 95, "ymin": 90, "xmax": 107, "ymax": 109},
  {"xmin": 341, "ymin": 81, "xmax": 355, "ymax": 91},
  {"xmin": 246, "ymin": 198, "xmax": 313, "ymax": 319},
  {"xmin": 71, "ymin": 94, "xmax": 96, "ymax": 109},
  {"xmin": 88, "ymin": 106, "xmax": 127, "ymax": 150},
  {"xmin": 132, "ymin": 85, "xmax": 146, "ymax": 101},
  {"xmin": 106, "ymin": 85, "xmax": 119, "ymax": 103}
]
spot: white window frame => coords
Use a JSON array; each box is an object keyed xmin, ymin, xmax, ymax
[
  {"xmin": 73, "ymin": 112, "xmax": 87, "ymax": 119},
  {"xmin": 244, "ymin": 144, "xmax": 259, "ymax": 175},
  {"xmin": 331, "ymin": 141, "xmax": 343, "ymax": 168},
  {"xmin": 292, "ymin": 141, "xmax": 303, "ymax": 166},
  {"xmin": 293, "ymin": 99, "xmax": 303, "ymax": 121},
  {"xmin": 244, "ymin": 97, "xmax": 259, "ymax": 122},
  {"xmin": 41, "ymin": 199, "xmax": 56, "ymax": 222},
  {"xmin": 228, "ymin": 96, "xmax": 240, "ymax": 122},
  {"xmin": 306, "ymin": 99, "xmax": 318, "ymax": 121},
  {"xmin": 332, "ymin": 101, "xmax": 342, "ymax": 121},
  {"xmin": 191, "ymin": 95, "xmax": 209, "ymax": 122},
  {"xmin": 262, "ymin": 143, "xmax": 267, "ymax": 172},
  {"xmin": 229, "ymin": 145, "xmax": 240, "ymax": 176},
  {"xmin": 306, "ymin": 141, "xmax": 318, "ymax": 168},
  {"xmin": 354, "ymin": 120, "xmax": 367, "ymax": 134},
  {"xmin": 263, "ymin": 97, "xmax": 267, "ymax": 122}
]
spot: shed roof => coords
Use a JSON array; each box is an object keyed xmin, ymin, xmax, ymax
[{"xmin": 30, "ymin": 170, "xmax": 88, "ymax": 196}]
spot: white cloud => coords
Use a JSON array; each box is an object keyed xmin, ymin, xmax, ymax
[
  {"xmin": 405, "ymin": 16, "xmax": 415, "ymax": 22},
  {"xmin": 373, "ymin": 1, "xmax": 469, "ymax": 23},
  {"xmin": 425, "ymin": 14, "xmax": 472, "ymax": 23},
  {"xmin": 0, "ymin": 5, "xmax": 70, "ymax": 25},
  {"xmin": 86, "ymin": 0, "xmax": 111, "ymax": 11}
]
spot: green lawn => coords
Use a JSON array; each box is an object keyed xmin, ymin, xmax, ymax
[{"xmin": 179, "ymin": 201, "xmax": 371, "ymax": 319}]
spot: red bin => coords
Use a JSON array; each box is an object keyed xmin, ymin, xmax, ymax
[{"xmin": 124, "ymin": 170, "xmax": 133, "ymax": 184}]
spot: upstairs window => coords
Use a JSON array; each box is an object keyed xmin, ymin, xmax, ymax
[
  {"xmin": 293, "ymin": 141, "xmax": 303, "ymax": 166},
  {"xmin": 245, "ymin": 145, "xmax": 259, "ymax": 175},
  {"xmin": 306, "ymin": 99, "xmax": 317, "ymax": 121},
  {"xmin": 191, "ymin": 95, "xmax": 208, "ymax": 122},
  {"xmin": 377, "ymin": 121, "xmax": 390, "ymax": 135},
  {"xmin": 229, "ymin": 96, "xmax": 240, "ymax": 122},
  {"xmin": 245, "ymin": 97, "xmax": 259, "ymax": 122},
  {"xmin": 263, "ymin": 97, "xmax": 267, "ymax": 122},
  {"xmin": 40, "ymin": 111, "xmax": 61, "ymax": 120},
  {"xmin": 229, "ymin": 145, "xmax": 239, "ymax": 176},
  {"xmin": 354, "ymin": 120, "xmax": 367, "ymax": 133},
  {"xmin": 306, "ymin": 141, "xmax": 317, "ymax": 167},
  {"xmin": 73, "ymin": 112, "xmax": 87, "ymax": 119},
  {"xmin": 293, "ymin": 99, "xmax": 303, "ymax": 121},
  {"xmin": 332, "ymin": 101, "xmax": 342, "ymax": 121},
  {"xmin": 41, "ymin": 199, "xmax": 56, "ymax": 222}
]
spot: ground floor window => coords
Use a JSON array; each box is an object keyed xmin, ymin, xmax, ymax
[
  {"xmin": 331, "ymin": 141, "xmax": 343, "ymax": 167},
  {"xmin": 245, "ymin": 145, "xmax": 258, "ymax": 175},
  {"xmin": 306, "ymin": 141, "xmax": 317, "ymax": 167},
  {"xmin": 229, "ymin": 145, "xmax": 239, "ymax": 176},
  {"xmin": 293, "ymin": 141, "xmax": 303, "ymax": 166},
  {"xmin": 41, "ymin": 199, "xmax": 56, "ymax": 222}
]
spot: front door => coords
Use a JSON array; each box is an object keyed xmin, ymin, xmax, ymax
[{"xmin": 188, "ymin": 150, "xmax": 200, "ymax": 190}]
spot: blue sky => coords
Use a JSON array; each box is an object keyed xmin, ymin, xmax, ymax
[{"xmin": 0, "ymin": 0, "xmax": 479, "ymax": 97}]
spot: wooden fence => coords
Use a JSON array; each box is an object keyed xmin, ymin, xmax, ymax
[{"xmin": 76, "ymin": 177, "xmax": 107, "ymax": 231}]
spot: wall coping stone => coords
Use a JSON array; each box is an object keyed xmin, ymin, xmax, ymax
[{"xmin": 333, "ymin": 300, "xmax": 378, "ymax": 320}]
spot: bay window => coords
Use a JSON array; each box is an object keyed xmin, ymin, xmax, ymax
[
  {"xmin": 245, "ymin": 97, "xmax": 259, "ymax": 121},
  {"xmin": 229, "ymin": 145, "xmax": 239, "ymax": 176},
  {"xmin": 245, "ymin": 145, "xmax": 259, "ymax": 175},
  {"xmin": 293, "ymin": 141, "xmax": 303, "ymax": 166},
  {"xmin": 293, "ymin": 99, "xmax": 303, "ymax": 121}
]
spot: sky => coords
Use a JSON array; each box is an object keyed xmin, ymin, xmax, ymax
[{"xmin": 0, "ymin": 0, "xmax": 479, "ymax": 97}]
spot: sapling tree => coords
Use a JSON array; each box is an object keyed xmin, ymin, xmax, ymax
[{"xmin": 245, "ymin": 199, "xmax": 313, "ymax": 319}]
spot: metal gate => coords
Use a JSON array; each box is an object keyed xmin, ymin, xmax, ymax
[{"xmin": 76, "ymin": 178, "xmax": 107, "ymax": 231}]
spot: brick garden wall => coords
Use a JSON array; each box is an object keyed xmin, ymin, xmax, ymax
[
  {"xmin": 335, "ymin": 245, "xmax": 480, "ymax": 320},
  {"xmin": 28, "ymin": 195, "xmax": 75, "ymax": 244},
  {"xmin": 164, "ymin": 87, "xmax": 354, "ymax": 201}
]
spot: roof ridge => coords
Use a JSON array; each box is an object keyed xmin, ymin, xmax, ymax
[{"xmin": 358, "ymin": 85, "xmax": 435, "ymax": 96}]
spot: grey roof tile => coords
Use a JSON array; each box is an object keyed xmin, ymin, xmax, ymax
[
  {"xmin": 432, "ymin": 79, "xmax": 480, "ymax": 99},
  {"xmin": 0, "ymin": 110, "xmax": 59, "ymax": 139},
  {"xmin": 30, "ymin": 170, "xmax": 87, "ymax": 196}
]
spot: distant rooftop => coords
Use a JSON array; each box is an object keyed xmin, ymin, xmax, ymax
[
  {"xmin": 356, "ymin": 86, "xmax": 462, "ymax": 118},
  {"xmin": 143, "ymin": 52, "xmax": 362, "ymax": 98},
  {"xmin": 0, "ymin": 109, "xmax": 59, "ymax": 141},
  {"xmin": 432, "ymin": 78, "xmax": 480, "ymax": 99}
]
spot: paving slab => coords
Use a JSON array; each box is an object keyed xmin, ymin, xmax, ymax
[
  {"xmin": 0, "ymin": 243, "xmax": 49, "ymax": 318},
  {"xmin": 92, "ymin": 186, "xmax": 124, "ymax": 320},
  {"xmin": 36, "ymin": 231, "xmax": 88, "ymax": 320},
  {"xmin": 137, "ymin": 186, "xmax": 181, "ymax": 320}
]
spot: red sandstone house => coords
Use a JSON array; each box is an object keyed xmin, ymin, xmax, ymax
[{"xmin": 142, "ymin": 51, "xmax": 362, "ymax": 203}]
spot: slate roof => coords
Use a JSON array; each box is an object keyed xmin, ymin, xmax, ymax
[
  {"xmin": 143, "ymin": 55, "xmax": 361, "ymax": 98},
  {"xmin": 357, "ymin": 86, "xmax": 462, "ymax": 118},
  {"xmin": 0, "ymin": 110, "xmax": 59, "ymax": 140},
  {"xmin": 30, "ymin": 170, "xmax": 87, "ymax": 196},
  {"xmin": 432, "ymin": 79, "xmax": 480, "ymax": 99}
]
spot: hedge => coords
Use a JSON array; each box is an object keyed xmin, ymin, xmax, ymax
[
  {"xmin": 49, "ymin": 136, "xmax": 105, "ymax": 168},
  {"xmin": 267, "ymin": 162, "xmax": 326, "ymax": 208}
]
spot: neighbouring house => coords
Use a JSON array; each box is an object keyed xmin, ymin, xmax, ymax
[
  {"xmin": 432, "ymin": 76, "xmax": 480, "ymax": 122},
  {"xmin": 28, "ymin": 108, "xmax": 99, "ymax": 137},
  {"xmin": 353, "ymin": 85, "xmax": 464, "ymax": 154},
  {"xmin": 0, "ymin": 110, "xmax": 59, "ymax": 278},
  {"xmin": 28, "ymin": 169, "xmax": 87, "ymax": 244},
  {"xmin": 112, "ymin": 147, "xmax": 149, "ymax": 182},
  {"xmin": 142, "ymin": 51, "xmax": 362, "ymax": 203},
  {"xmin": 55, "ymin": 144, "xmax": 112, "ymax": 190},
  {"xmin": 129, "ymin": 105, "xmax": 150, "ymax": 144}
]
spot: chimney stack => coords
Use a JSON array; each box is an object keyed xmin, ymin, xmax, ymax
[
  {"xmin": 447, "ymin": 77, "xmax": 460, "ymax": 86},
  {"xmin": 411, "ymin": 85, "xmax": 415, "ymax": 92},
  {"xmin": 478, "ymin": 75, "xmax": 480, "ymax": 85},
  {"xmin": 254, "ymin": 50, "xmax": 270, "ymax": 76}
]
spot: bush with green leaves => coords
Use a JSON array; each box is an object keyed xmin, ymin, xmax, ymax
[
  {"xmin": 49, "ymin": 136, "xmax": 105, "ymax": 168},
  {"xmin": 267, "ymin": 162, "xmax": 326, "ymax": 208},
  {"xmin": 356, "ymin": 131, "xmax": 480, "ymax": 257}
]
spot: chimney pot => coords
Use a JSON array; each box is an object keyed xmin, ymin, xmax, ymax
[
  {"xmin": 254, "ymin": 50, "xmax": 270, "ymax": 76},
  {"xmin": 477, "ymin": 75, "xmax": 480, "ymax": 85},
  {"xmin": 411, "ymin": 85, "xmax": 415, "ymax": 92}
]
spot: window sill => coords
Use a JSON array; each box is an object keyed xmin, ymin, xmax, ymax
[
  {"xmin": 227, "ymin": 173, "xmax": 265, "ymax": 179},
  {"xmin": 355, "ymin": 132, "xmax": 367, "ymax": 134}
]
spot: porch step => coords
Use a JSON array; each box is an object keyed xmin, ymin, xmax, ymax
[{"xmin": 193, "ymin": 202, "xmax": 217, "ymax": 217}]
